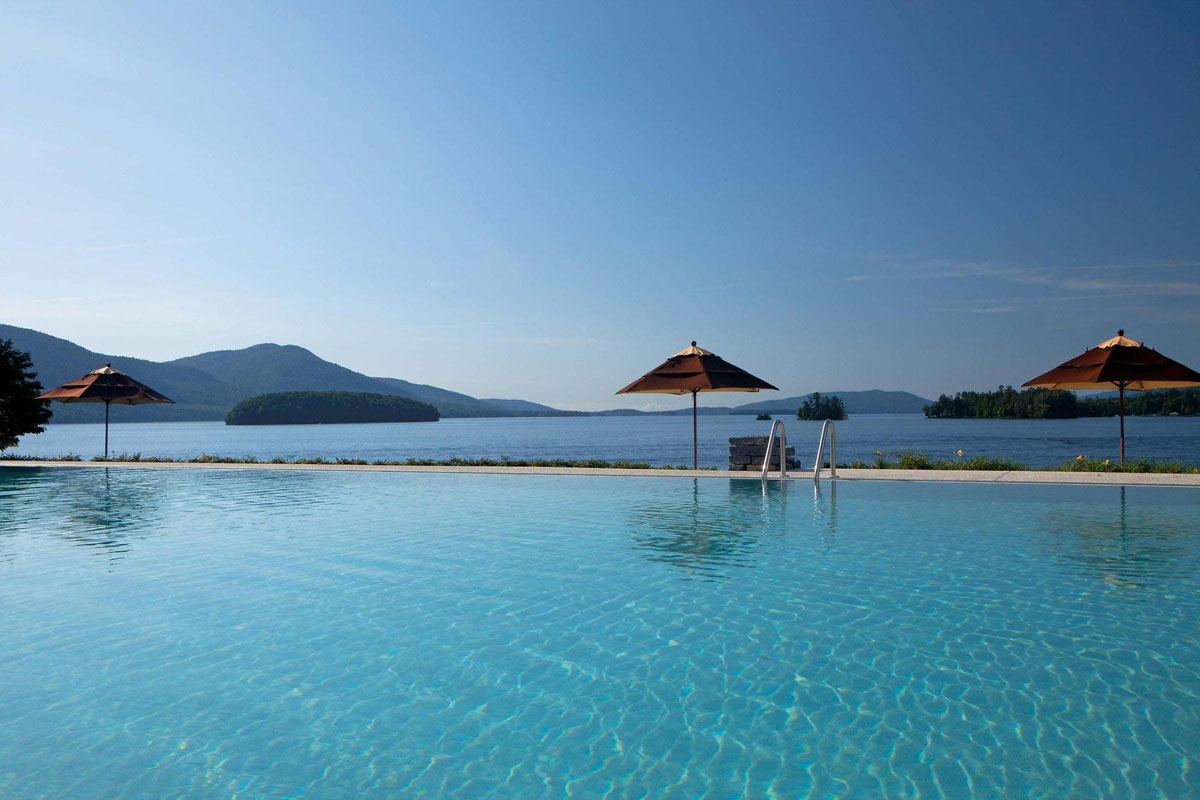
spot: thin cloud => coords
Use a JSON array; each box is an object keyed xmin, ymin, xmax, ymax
[
  {"xmin": 4, "ymin": 292, "xmax": 126, "ymax": 306},
  {"xmin": 905, "ymin": 258, "xmax": 1200, "ymax": 296},
  {"xmin": 66, "ymin": 238, "xmax": 201, "ymax": 252},
  {"xmin": 511, "ymin": 336, "xmax": 601, "ymax": 346}
]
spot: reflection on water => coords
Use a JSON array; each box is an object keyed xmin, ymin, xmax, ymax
[
  {"xmin": 1042, "ymin": 486, "xmax": 1200, "ymax": 591},
  {"xmin": 60, "ymin": 469, "xmax": 157, "ymax": 558},
  {"xmin": 0, "ymin": 468, "xmax": 163, "ymax": 562},
  {"xmin": 630, "ymin": 479, "xmax": 794, "ymax": 579},
  {"xmin": 811, "ymin": 480, "xmax": 838, "ymax": 551},
  {"xmin": 0, "ymin": 467, "xmax": 376, "ymax": 564},
  {"xmin": 0, "ymin": 469, "xmax": 44, "ymax": 562}
]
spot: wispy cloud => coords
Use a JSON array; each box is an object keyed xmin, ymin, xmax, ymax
[
  {"xmin": 511, "ymin": 336, "xmax": 601, "ymax": 346},
  {"xmin": 898, "ymin": 257, "xmax": 1200, "ymax": 296},
  {"xmin": 3, "ymin": 292, "xmax": 127, "ymax": 306},
  {"xmin": 65, "ymin": 238, "xmax": 201, "ymax": 252}
]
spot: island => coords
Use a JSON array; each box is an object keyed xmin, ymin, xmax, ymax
[
  {"xmin": 796, "ymin": 392, "xmax": 847, "ymax": 421},
  {"xmin": 226, "ymin": 391, "xmax": 439, "ymax": 425}
]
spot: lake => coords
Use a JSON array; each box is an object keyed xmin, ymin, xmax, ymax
[{"xmin": 10, "ymin": 414, "xmax": 1200, "ymax": 468}]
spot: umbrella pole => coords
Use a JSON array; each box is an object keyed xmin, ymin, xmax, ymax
[
  {"xmin": 692, "ymin": 390, "xmax": 698, "ymax": 470},
  {"xmin": 104, "ymin": 399, "xmax": 111, "ymax": 460},
  {"xmin": 1118, "ymin": 383, "xmax": 1125, "ymax": 466}
]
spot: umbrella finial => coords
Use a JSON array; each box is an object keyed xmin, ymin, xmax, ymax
[
  {"xmin": 1117, "ymin": 329, "xmax": 1124, "ymax": 337},
  {"xmin": 691, "ymin": 340, "xmax": 697, "ymax": 347}
]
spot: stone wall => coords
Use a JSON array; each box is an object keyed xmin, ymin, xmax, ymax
[{"xmin": 728, "ymin": 435, "xmax": 801, "ymax": 472}]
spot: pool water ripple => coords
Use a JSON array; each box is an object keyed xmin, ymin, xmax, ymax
[{"xmin": 1, "ymin": 468, "xmax": 1198, "ymax": 798}]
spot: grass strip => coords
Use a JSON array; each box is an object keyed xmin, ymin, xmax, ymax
[
  {"xmin": 4, "ymin": 451, "xmax": 1197, "ymax": 474},
  {"xmin": 8, "ymin": 453, "xmax": 707, "ymax": 470}
]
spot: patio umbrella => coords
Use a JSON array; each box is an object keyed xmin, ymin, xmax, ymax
[
  {"xmin": 38, "ymin": 363, "xmax": 174, "ymax": 458},
  {"xmin": 1023, "ymin": 330, "xmax": 1200, "ymax": 464},
  {"xmin": 617, "ymin": 342, "xmax": 778, "ymax": 469}
]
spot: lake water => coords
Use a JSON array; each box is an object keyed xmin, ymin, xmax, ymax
[{"xmin": 10, "ymin": 414, "xmax": 1200, "ymax": 468}]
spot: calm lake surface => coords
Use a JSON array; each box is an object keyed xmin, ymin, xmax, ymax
[{"xmin": 11, "ymin": 414, "xmax": 1200, "ymax": 468}]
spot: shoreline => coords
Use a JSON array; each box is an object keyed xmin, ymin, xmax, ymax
[{"xmin": 4, "ymin": 459, "xmax": 1199, "ymax": 487}]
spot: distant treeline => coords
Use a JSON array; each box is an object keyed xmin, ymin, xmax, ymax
[
  {"xmin": 796, "ymin": 392, "xmax": 847, "ymax": 421},
  {"xmin": 226, "ymin": 391, "xmax": 439, "ymax": 425},
  {"xmin": 1078, "ymin": 388, "xmax": 1200, "ymax": 417},
  {"xmin": 924, "ymin": 386, "xmax": 1200, "ymax": 419}
]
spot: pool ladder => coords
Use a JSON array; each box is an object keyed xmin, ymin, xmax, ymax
[
  {"xmin": 761, "ymin": 419, "xmax": 838, "ymax": 483},
  {"xmin": 761, "ymin": 420, "xmax": 789, "ymax": 480},
  {"xmin": 812, "ymin": 420, "xmax": 837, "ymax": 484}
]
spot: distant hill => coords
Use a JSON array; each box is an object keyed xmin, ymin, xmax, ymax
[
  {"xmin": 591, "ymin": 406, "xmax": 738, "ymax": 416},
  {"xmin": 0, "ymin": 323, "xmax": 576, "ymax": 423},
  {"xmin": 596, "ymin": 390, "xmax": 931, "ymax": 416},
  {"xmin": 169, "ymin": 344, "xmax": 387, "ymax": 398},
  {"xmin": 2, "ymin": 323, "xmax": 936, "ymax": 423},
  {"xmin": 732, "ymin": 390, "xmax": 931, "ymax": 415},
  {"xmin": 479, "ymin": 399, "xmax": 585, "ymax": 416},
  {"xmin": 372, "ymin": 376, "xmax": 498, "ymax": 417},
  {"xmin": 0, "ymin": 324, "xmax": 244, "ymax": 422}
]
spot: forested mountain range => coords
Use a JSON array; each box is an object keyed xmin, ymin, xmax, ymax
[
  {"xmin": 0, "ymin": 324, "xmax": 572, "ymax": 422},
  {"xmin": 2, "ymin": 324, "xmax": 932, "ymax": 422}
]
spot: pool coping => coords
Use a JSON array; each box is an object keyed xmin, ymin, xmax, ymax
[{"xmin": 3, "ymin": 460, "xmax": 1199, "ymax": 487}]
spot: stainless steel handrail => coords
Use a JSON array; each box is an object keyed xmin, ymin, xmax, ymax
[
  {"xmin": 813, "ymin": 420, "xmax": 838, "ymax": 484},
  {"xmin": 761, "ymin": 420, "xmax": 787, "ymax": 480}
]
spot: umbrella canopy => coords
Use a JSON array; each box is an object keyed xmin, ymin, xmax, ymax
[
  {"xmin": 1023, "ymin": 330, "xmax": 1200, "ymax": 463},
  {"xmin": 618, "ymin": 342, "xmax": 777, "ymax": 468},
  {"xmin": 39, "ymin": 363, "xmax": 174, "ymax": 458}
]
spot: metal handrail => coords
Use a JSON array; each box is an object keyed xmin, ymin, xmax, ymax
[
  {"xmin": 813, "ymin": 420, "xmax": 837, "ymax": 484},
  {"xmin": 761, "ymin": 420, "xmax": 788, "ymax": 480}
]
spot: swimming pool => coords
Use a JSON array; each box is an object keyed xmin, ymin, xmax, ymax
[{"xmin": 1, "ymin": 468, "xmax": 1197, "ymax": 798}]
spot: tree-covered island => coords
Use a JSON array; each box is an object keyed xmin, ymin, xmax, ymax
[
  {"xmin": 796, "ymin": 392, "xmax": 847, "ymax": 421},
  {"xmin": 924, "ymin": 386, "xmax": 1200, "ymax": 419},
  {"xmin": 226, "ymin": 391, "xmax": 439, "ymax": 425}
]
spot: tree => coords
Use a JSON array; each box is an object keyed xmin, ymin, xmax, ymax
[
  {"xmin": 796, "ymin": 392, "xmax": 847, "ymax": 421},
  {"xmin": 0, "ymin": 339, "xmax": 52, "ymax": 451}
]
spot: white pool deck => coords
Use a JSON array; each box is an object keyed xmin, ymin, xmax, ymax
[{"xmin": 3, "ymin": 460, "xmax": 1199, "ymax": 487}]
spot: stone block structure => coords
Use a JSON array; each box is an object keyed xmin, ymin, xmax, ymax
[{"xmin": 728, "ymin": 435, "xmax": 801, "ymax": 472}]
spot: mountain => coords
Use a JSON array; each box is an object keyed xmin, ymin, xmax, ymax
[
  {"xmin": 372, "ymin": 377, "xmax": 508, "ymax": 418},
  {"xmin": 594, "ymin": 391, "xmax": 932, "ymax": 416},
  {"xmin": 478, "ymin": 399, "xmax": 585, "ymax": 416},
  {"xmin": 732, "ymin": 390, "xmax": 931, "ymax": 415},
  {"xmin": 168, "ymin": 344, "xmax": 387, "ymax": 397},
  {"xmin": 0, "ymin": 324, "xmax": 575, "ymax": 423},
  {"xmin": 0, "ymin": 324, "xmax": 245, "ymax": 422},
  {"xmin": 2, "ymin": 323, "xmax": 936, "ymax": 422}
]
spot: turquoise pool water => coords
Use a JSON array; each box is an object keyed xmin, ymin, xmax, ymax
[{"xmin": 1, "ymin": 468, "xmax": 1197, "ymax": 799}]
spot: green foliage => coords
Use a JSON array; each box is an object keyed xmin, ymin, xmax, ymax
[
  {"xmin": 0, "ymin": 339, "xmax": 53, "ymax": 451},
  {"xmin": 226, "ymin": 391, "xmax": 439, "ymax": 425},
  {"xmin": 1055, "ymin": 456, "xmax": 1199, "ymax": 473},
  {"xmin": 1077, "ymin": 388, "xmax": 1200, "ymax": 417},
  {"xmin": 924, "ymin": 386, "xmax": 1078, "ymax": 419},
  {"xmin": 13, "ymin": 451, "xmax": 1199, "ymax": 475},
  {"xmin": 796, "ymin": 392, "xmax": 847, "ymax": 421},
  {"xmin": 867, "ymin": 450, "xmax": 1028, "ymax": 470},
  {"xmin": 77, "ymin": 454, "xmax": 706, "ymax": 469},
  {"xmin": 0, "ymin": 452, "xmax": 83, "ymax": 461},
  {"xmin": 927, "ymin": 386, "xmax": 1200, "ymax": 418}
]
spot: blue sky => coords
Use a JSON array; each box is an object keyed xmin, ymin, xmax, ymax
[{"xmin": 3, "ymin": 2, "xmax": 1198, "ymax": 410}]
